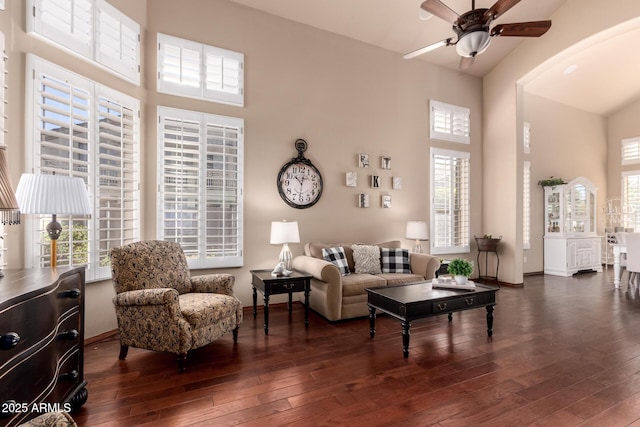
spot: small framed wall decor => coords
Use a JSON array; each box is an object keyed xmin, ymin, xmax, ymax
[
  {"xmin": 358, "ymin": 193, "xmax": 369, "ymax": 208},
  {"xmin": 346, "ymin": 172, "xmax": 357, "ymax": 187},
  {"xmin": 371, "ymin": 175, "xmax": 380, "ymax": 188},
  {"xmin": 381, "ymin": 195, "xmax": 392, "ymax": 208},
  {"xmin": 392, "ymin": 176, "xmax": 402, "ymax": 190},
  {"xmin": 358, "ymin": 153, "xmax": 369, "ymax": 168},
  {"xmin": 381, "ymin": 156, "xmax": 391, "ymax": 170}
]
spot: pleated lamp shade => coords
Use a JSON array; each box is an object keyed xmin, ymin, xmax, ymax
[
  {"xmin": 15, "ymin": 173, "xmax": 91, "ymax": 216},
  {"xmin": 0, "ymin": 146, "xmax": 20, "ymax": 225}
]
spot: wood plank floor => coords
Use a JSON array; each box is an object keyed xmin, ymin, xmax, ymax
[{"xmin": 74, "ymin": 270, "xmax": 640, "ymax": 426}]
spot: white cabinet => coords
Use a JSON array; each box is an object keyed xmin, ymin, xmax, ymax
[{"xmin": 543, "ymin": 177, "xmax": 602, "ymax": 276}]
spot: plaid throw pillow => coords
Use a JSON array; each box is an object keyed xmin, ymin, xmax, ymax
[
  {"xmin": 322, "ymin": 246, "xmax": 350, "ymax": 276},
  {"xmin": 381, "ymin": 248, "xmax": 411, "ymax": 273}
]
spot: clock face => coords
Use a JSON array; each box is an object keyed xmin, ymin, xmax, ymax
[{"xmin": 277, "ymin": 161, "xmax": 323, "ymax": 208}]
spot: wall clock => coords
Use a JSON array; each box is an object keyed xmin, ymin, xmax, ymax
[{"xmin": 277, "ymin": 139, "xmax": 323, "ymax": 209}]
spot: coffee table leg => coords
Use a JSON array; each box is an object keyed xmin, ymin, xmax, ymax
[
  {"xmin": 486, "ymin": 305, "xmax": 494, "ymax": 337},
  {"xmin": 402, "ymin": 321, "xmax": 411, "ymax": 358},
  {"xmin": 252, "ymin": 287, "xmax": 257, "ymax": 319},
  {"xmin": 368, "ymin": 306, "xmax": 376, "ymax": 338},
  {"xmin": 263, "ymin": 294, "xmax": 270, "ymax": 335}
]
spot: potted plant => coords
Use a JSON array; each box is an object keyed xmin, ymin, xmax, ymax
[
  {"xmin": 447, "ymin": 258, "xmax": 473, "ymax": 285},
  {"xmin": 537, "ymin": 176, "xmax": 566, "ymax": 187}
]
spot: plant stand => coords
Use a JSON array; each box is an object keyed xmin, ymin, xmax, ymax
[{"xmin": 475, "ymin": 237, "xmax": 500, "ymax": 286}]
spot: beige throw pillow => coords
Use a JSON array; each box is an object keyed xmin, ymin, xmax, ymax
[{"xmin": 352, "ymin": 244, "xmax": 382, "ymax": 274}]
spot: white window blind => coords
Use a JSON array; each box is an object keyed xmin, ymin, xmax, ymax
[
  {"xmin": 27, "ymin": 55, "xmax": 140, "ymax": 281},
  {"xmin": 158, "ymin": 33, "xmax": 244, "ymax": 107},
  {"xmin": 430, "ymin": 100, "xmax": 470, "ymax": 144},
  {"xmin": 622, "ymin": 172, "xmax": 640, "ymax": 231},
  {"xmin": 622, "ymin": 137, "xmax": 640, "ymax": 165},
  {"xmin": 523, "ymin": 121, "xmax": 531, "ymax": 154},
  {"xmin": 28, "ymin": 0, "xmax": 140, "ymax": 84},
  {"xmin": 523, "ymin": 161, "xmax": 531, "ymax": 249},
  {"xmin": 430, "ymin": 148, "xmax": 470, "ymax": 254},
  {"xmin": 0, "ymin": 31, "xmax": 5, "ymax": 146},
  {"xmin": 158, "ymin": 107, "xmax": 243, "ymax": 268}
]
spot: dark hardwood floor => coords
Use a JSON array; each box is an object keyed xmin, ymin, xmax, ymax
[{"xmin": 74, "ymin": 269, "xmax": 640, "ymax": 426}]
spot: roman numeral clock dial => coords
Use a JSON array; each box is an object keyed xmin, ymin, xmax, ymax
[{"xmin": 277, "ymin": 139, "xmax": 323, "ymax": 209}]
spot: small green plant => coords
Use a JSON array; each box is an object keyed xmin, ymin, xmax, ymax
[
  {"xmin": 538, "ymin": 176, "xmax": 566, "ymax": 187},
  {"xmin": 447, "ymin": 258, "xmax": 473, "ymax": 277}
]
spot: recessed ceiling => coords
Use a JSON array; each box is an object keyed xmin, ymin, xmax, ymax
[{"xmin": 228, "ymin": 0, "xmax": 639, "ymax": 116}]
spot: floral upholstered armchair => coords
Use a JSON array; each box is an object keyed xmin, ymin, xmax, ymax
[{"xmin": 110, "ymin": 240, "xmax": 243, "ymax": 372}]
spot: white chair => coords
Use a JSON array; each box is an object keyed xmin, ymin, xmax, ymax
[{"xmin": 624, "ymin": 232, "xmax": 640, "ymax": 285}]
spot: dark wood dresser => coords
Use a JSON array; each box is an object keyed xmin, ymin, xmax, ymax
[{"xmin": 0, "ymin": 267, "xmax": 88, "ymax": 426}]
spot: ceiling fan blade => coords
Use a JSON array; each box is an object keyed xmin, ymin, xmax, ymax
[
  {"xmin": 491, "ymin": 21, "xmax": 552, "ymax": 37},
  {"xmin": 484, "ymin": 0, "xmax": 522, "ymax": 21},
  {"xmin": 420, "ymin": 0, "xmax": 459, "ymax": 24},
  {"xmin": 403, "ymin": 38, "xmax": 453, "ymax": 59},
  {"xmin": 459, "ymin": 55, "xmax": 475, "ymax": 70}
]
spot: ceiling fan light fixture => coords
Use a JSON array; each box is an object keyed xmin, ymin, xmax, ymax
[{"xmin": 456, "ymin": 29, "xmax": 491, "ymax": 58}]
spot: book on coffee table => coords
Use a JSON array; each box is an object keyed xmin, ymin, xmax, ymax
[{"xmin": 431, "ymin": 278, "xmax": 476, "ymax": 291}]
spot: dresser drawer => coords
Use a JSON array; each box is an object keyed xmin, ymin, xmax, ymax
[{"xmin": 56, "ymin": 272, "xmax": 83, "ymax": 316}]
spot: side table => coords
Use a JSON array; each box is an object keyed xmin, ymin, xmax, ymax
[{"xmin": 250, "ymin": 269, "xmax": 312, "ymax": 335}]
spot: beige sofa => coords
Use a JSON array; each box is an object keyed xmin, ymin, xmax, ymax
[{"xmin": 292, "ymin": 241, "xmax": 440, "ymax": 321}]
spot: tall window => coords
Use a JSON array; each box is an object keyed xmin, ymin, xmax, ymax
[
  {"xmin": 158, "ymin": 107, "xmax": 243, "ymax": 269},
  {"xmin": 622, "ymin": 137, "xmax": 640, "ymax": 165},
  {"xmin": 523, "ymin": 161, "xmax": 531, "ymax": 249},
  {"xmin": 26, "ymin": 55, "xmax": 140, "ymax": 281},
  {"xmin": 28, "ymin": 0, "xmax": 140, "ymax": 83},
  {"xmin": 430, "ymin": 148, "xmax": 470, "ymax": 254},
  {"xmin": 523, "ymin": 121, "xmax": 531, "ymax": 154},
  {"xmin": 622, "ymin": 171, "xmax": 640, "ymax": 230},
  {"xmin": 157, "ymin": 33, "xmax": 244, "ymax": 107},
  {"xmin": 430, "ymin": 100, "xmax": 470, "ymax": 144}
]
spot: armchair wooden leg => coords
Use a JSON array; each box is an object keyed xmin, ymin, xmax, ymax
[
  {"xmin": 118, "ymin": 345, "xmax": 129, "ymax": 360},
  {"xmin": 233, "ymin": 325, "xmax": 239, "ymax": 343},
  {"xmin": 177, "ymin": 353, "xmax": 187, "ymax": 373}
]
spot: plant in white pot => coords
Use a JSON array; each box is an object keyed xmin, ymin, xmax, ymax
[{"xmin": 447, "ymin": 258, "xmax": 473, "ymax": 285}]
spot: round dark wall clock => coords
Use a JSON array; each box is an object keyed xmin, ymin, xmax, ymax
[{"xmin": 277, "ymin": 139, "xmax": 323, "ymax": 209}]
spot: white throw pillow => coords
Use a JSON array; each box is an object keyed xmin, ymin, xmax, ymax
[{"xmin": 352, "ymin": 244, "xmax": 382, "ymax": 274}]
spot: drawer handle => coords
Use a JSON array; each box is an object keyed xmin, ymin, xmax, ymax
[
  {"xmin": 437, "ymin": 303, "xmax": 447, "ymax": 311},
  {"xmin": 58, "ymin": 369, "xmax": 79, "ymax": 381},
  {"xmin": 464, "ymin": 298, "xmax": 475, "ymax": 306},
  {"xmin": 0, "ymin": 332, "xmax": 20, "ymax": 350},
  {"xmin": 58, "ymin": 288, "xmax": 81, "ymax": 299},
  {"xmin": 57, "ymin": 329, "xmax": 79, "ymax": 340},
  {"xmin": 283, "ymin": 283, "xmax": 294, "ymax": 290}
]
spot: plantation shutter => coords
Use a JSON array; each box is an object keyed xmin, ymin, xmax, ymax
[
  {"xmin": 96, "ymin": 88, "xmax": 139, "ymax": 276},
  {"xmin": 622, "ymin": 172, "xmax": 640, "ymax": 230},
  {"xmin": 622, "ymin": 137, "xmax": 640, "ymax": 165},
  {"xmin": 523, "ymin": 161, "xmax": 531, "ymax": 249},
  {"xmin": 31, "ymin": 0, "xmax": 94, "ymax": 58},
  {"xmin": 204, "ymin": 45, "xmax": 244, "ymax": 106},
  {"xmin": 0, "ymin": 31, "xmax": 5, "ymax": 146},
  {"xmin": 431, "ymin": 148, "xmax": 470, "ymax": 254},
  {"xmin": 96, "ymin": 0, "xmax": 140, "ymax": 83},
  {"xmin": 430, "ymin": 100, "xmax": 470, "ymax": 144},
  {"xmin": 158, "ymin": 107, "xmax": 243, "ymax": 268},
  {"xmin": 523, "ymin": 121, "xmax": 531, "ymax": 154}
]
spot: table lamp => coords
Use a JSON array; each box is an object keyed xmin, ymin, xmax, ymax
[
  {"xmin": 406, "ymin": 220, "xmax": 428, "ymax": 253},
  {"xmin": 15, "ymin": 173, "xmax": 91, "ymax": 268},
  {"xmin": 270, "ymin": 220, "xmax": 300, "ymax": 275}
]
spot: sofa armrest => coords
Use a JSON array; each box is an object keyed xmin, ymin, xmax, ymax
[
  {"xmin": 410, "ymin": 253, "xmax": 440, "ymax": 280},
  {"xmin": 293, "ymin": 255, "xmax": 342, "ymax": 283},
  {"xmin": 190, "ymin": 273, "xmax": 235, "ymax": 295},
  {"xmin": 113, "ymin": 288, "xmax": 180, "ymax": 307}
]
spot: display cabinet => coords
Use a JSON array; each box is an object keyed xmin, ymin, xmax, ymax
[{"xmin": 543, "ymin": 177, "xmax": 602, "ymax": 276}]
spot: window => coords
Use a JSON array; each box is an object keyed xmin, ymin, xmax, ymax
[
  {"xmin": 430, "ymin": 147, "xmax": 470, "ymax": 254},
  {"xmin": 430, "ymin": 100, "xmax": 470, "ymax": 144},
  {"xmin": 158, "ymin": 107, "xmax": 243, "ymax": 268},
  {"xmin": 622, "ymin": 171, "xmax": 640, "ymax": 231},
  {"xmin": 622, "ymin": 137, "xmax": 640, "ymax": 165},
  {"xmin": 523, "ymin": 161, "xmax": 531, "ymax": 249},
  {"xmin": 523, "ymin": 121, "xmax": 531, "ymax": 154},
  {"xmin": 157, "ymin": 33, "xmax": 244, "ymax": 107},
  {"xmin": 26, "ymin": 55, "xmax": 140, "ymax": 281},
  {"xmin": 28, "ymin": 0, "xmax": 140, "ymax": 83}
]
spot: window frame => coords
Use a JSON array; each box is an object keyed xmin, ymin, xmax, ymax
[
  {"xmin": 622, "ymin": 171, "xmax": 640, "ymax": 231},
  {"xmin": 429, "ymin": 100, "xmax": 470, "ymax": 144},
  {"xmin": 430, "ymin": 147, "xmax": 470, "ymax": 255},
  {"xmin": 157, "ymin": 106, "xmax": 244, "ymax": 269}
]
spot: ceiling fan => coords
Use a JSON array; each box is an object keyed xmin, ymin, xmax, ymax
[{"xmin": 404, "ymin": 0, "xmax": 552, "ymax": 68}]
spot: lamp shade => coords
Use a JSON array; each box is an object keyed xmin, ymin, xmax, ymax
[
  {"xmin": 0, "ymin": 146, "xmax": 20, "ymax": 225},
  {"xmin": 270, "ymin": 220, "xmax": 300, "ymax": 245},
  {"xmin": 406, "ymin": 221, "xmax": 429, "ymax": 241},
  {"xmin": 15, "ymin": 173, "xmax": 91, "ymax": 216},
  {"xmin": 456, "ymin": 30, "xmax": 491, "ymax": 58}
]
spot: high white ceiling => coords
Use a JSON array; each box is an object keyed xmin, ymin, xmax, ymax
[{"xmin": 229, "ymin": 0, "xmax": 640, "ymax": 116}]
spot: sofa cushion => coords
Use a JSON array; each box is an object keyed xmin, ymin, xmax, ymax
[
  {"xmin": 352, "ymin": 244, "xmax": 382, "ymax": 274},
  {"xmin": 322, "ymin": 246, "xmax": 350, "ymax": 276},
  {"xmin": 381, "ymin": 248, "xmax": 411, "ymax": 273},
  {"xmin": 179, "ymin": 293, "xmax": 240, "ymax": 329},
  {"xmin": 381, "ymin": 273, "xmax": 425, "ymax": 286},
  {"xmin": 341, "ymin": 273, "xmax": 386, "ymax": 297}
]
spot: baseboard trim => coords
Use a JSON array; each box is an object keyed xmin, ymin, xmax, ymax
[{"xmin": 85, "ymin": 329, "xmax": 118, "ymax": 345}]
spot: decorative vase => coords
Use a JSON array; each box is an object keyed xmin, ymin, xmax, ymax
[{"xmin": 454, "ymin": 275, "xmax": 468, "ymax": 285}]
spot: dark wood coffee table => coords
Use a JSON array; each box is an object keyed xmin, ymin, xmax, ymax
[{"xmin": 367, "ymin": 281, "xmax": 498, "ymax": 357}]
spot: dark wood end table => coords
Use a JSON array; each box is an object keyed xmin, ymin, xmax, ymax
[
  {"xmin": 250, "ymin": 269, "xmax": 312, "ymax": 335},
  {"xmin": 367, "ymin": 281, "xmax": 498, "ymax": 357}
]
